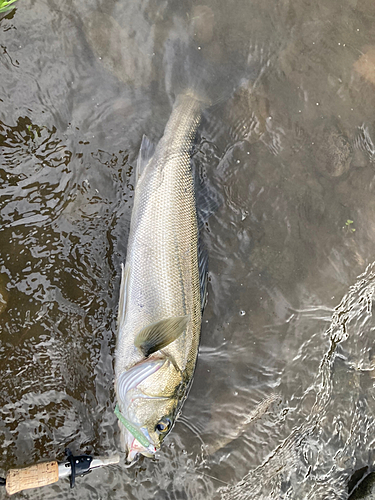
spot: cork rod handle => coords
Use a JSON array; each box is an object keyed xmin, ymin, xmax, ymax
[{"xmin": 6, "ymin": 461, "xmax": 59, "ymax": 495}]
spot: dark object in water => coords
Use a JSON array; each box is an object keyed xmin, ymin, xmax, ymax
[{"xmin": 348, "ymin": 466, "xmax": 375, "ymax": 499}]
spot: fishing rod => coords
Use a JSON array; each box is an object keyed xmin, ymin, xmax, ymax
[{"xmin": 0, "ymin": 449, "xmax": 120, "ymax": 495}]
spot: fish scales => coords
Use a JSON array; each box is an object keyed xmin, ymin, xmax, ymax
[{"xmin": 115, "ymin": 92, "xmax": 205, "ymax": 462}]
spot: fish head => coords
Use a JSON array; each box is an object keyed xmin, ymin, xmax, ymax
[{"xmin": 115, "ymin": 356, "xmax": 183, "ymax": 465}]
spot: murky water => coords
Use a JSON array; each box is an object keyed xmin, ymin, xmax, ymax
[{"xmin": 1, "ymin": 0, "xmax": 375, "ymax": 498}]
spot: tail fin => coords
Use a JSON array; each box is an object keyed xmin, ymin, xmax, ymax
[{"xmin": 162, "ymin": 16, "xmax": 239, "ymax": 108}]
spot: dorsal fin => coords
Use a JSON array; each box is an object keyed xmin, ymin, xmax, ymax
[
  {"xmin": 136, "ymin": 135, "xmax": 156, "ymax": 185},
  {"xmin": 117, "ymin": 263, "xmax": 130, "ymax": 333},
  {"xmin": 134, "ymin": 315, "xmax": 189, "ymax": 357}
]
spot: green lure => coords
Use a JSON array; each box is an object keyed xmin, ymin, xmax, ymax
[
  {"xmin": 0, "ymin": 0, "xmax": 18, "ymax": 14},
  {"xmin": 114, "ymin": 404, "xmax": 153, "ymax": 450}
]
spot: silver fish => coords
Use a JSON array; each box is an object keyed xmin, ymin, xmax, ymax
[{"xmin": 114, "ymin": 91, "xmax": 206, "ymax": 464}]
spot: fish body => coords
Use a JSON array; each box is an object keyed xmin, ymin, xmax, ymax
[{"xmin": 115, "ymin": 91, "xmax": 205, "ymax": 464}]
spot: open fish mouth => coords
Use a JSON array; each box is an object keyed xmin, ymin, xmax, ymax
[
  {"xmin": 116, "ymin": 408, "xmax": 158, "ymax": 461},
  {"xmin": 119, "ymin": 429, "xmax": 157, "ymax": 466},
  {"xmin": 125, "ymin": 435, "xmax": 156, "ymax": 465}
]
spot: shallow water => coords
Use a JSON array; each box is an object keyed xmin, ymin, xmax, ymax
[{"xmin": 1, "ymin": 0, "xmax": 375, "ymax": 498}]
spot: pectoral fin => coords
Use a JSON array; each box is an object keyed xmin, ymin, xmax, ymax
[{"xmin": 134, "ymin": 315, "xmax": 189, "ymax": 357}]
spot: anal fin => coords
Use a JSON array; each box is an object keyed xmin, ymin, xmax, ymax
[
  {"xmin": 198, "ymin": 237, "xmax": 209, "ymax": 312},
  {"xmin": 193, "ymin": 162, "xmax": 223, "ymax": 231}
]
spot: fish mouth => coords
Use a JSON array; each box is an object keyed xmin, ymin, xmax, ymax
[
  {"xmin": 116, "ymin": 410, "xmax": 157, "ymax": 465},
  {"xmin": 123, "ymin": 431, "xmax": 157, "ymax": 465}
]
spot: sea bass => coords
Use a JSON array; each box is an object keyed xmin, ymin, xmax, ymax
[{"xmin": 114, "ymin": 91, "xmax": 206, "ymax": 464}]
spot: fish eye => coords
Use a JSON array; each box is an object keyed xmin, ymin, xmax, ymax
[{"xmin": 155, "ymin": 417, "xmax": 171, "ymax": 433}]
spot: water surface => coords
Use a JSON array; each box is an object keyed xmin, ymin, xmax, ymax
[{"xmin": 1, "ymin": 0, "xmax": 375, "ymax": 498}]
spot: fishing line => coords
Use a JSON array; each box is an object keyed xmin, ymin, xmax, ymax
[
  {"xmin": 186, "ymin": 467, "xmax": 229, "ymax": 486},
  {"xmin": 178, "ymin": 414, "xmax": 206, "ymax": 448}
]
